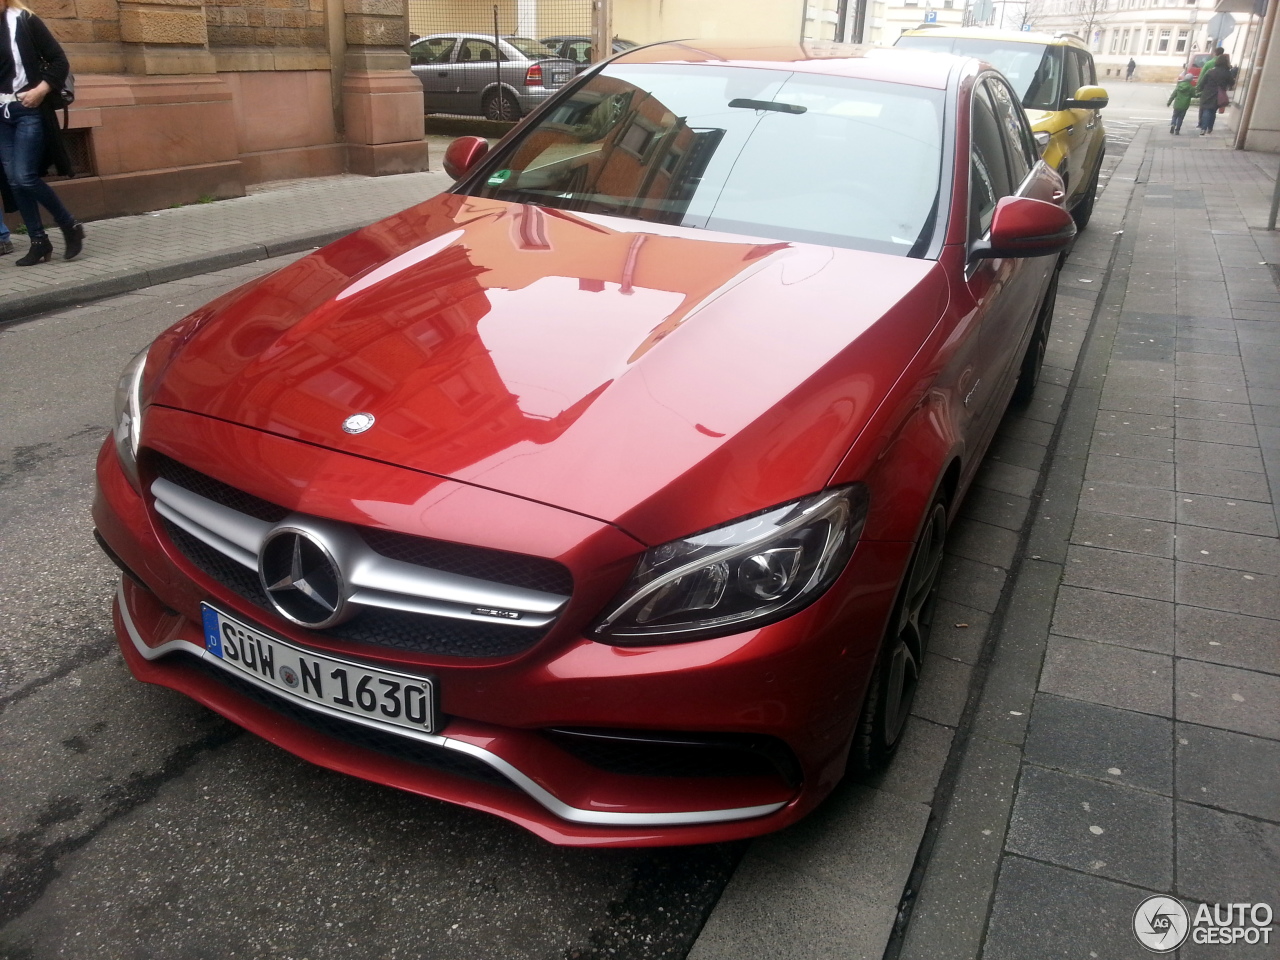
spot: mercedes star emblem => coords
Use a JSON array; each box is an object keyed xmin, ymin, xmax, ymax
[
  {"xmin": 342, "ymin": 412, "xmax": 376, "ymax": 434},
  {"xmin": 258, "ymin": 528, "xmax": 352, "ymax": 629}
]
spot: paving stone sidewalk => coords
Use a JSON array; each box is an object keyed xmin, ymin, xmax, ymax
[
  {"xmin": 0, "ymin": 170, "xmax": 454, "ymax": 323},
  {"xmin": 897, "ymin": 127, "xmax": 1280, "ymax": 959}
]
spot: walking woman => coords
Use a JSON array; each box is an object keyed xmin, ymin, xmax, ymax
[
  {"xmin": 0, "ymin": 0, "xmax": 83, "ymax": 265},
  {"xmin": 1196, "ymin": 53, "xmax": 1233, "ymax": 137}
]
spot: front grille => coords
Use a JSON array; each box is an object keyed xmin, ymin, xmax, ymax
[
  {"xmin": 188, "ymin": 656, "xmax": 513, "ymax": 789},
  {"xmin": 151, "ymin": 456, "xmax": 571, "ymax": 659},
  {"xmin": 154, "ymin": 455, "xmax": 289, "ymax": 523}
]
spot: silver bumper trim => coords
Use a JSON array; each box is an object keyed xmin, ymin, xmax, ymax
[{"xmin": 116, "ymin": 582, "xmax": 788, "ymax": 828}]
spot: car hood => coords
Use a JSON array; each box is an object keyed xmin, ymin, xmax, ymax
[{"xmin": 150, "ymin": 195, "xmax": 946, "ymax": 545}]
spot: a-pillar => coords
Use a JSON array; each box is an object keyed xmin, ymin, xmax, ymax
[{"xmin": 340, "ymin": 0, "xmax": 429, "ymax": 175}]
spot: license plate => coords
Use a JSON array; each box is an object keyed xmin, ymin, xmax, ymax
[
  {"xmin": 201, "ymin": 605, "xmax": 437, "ymax": 734},
  {"xmin": 551, "ymin": 71, "xmax": 569, "ymax": 84}
]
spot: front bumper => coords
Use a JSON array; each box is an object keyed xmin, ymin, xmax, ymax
[{"xmin": 93, "ymin": 419, "xmax": 909, "ymax": 846}]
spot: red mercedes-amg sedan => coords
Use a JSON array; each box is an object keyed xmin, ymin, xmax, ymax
[{"xmin": 94, "ymin": 41, "xmax": 1074, "ymax": 846}]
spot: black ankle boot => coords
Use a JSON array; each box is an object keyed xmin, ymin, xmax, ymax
[
  {"xmin": 61, "ymin": 221, "xmax": 84, "ymax": 260},
  {"xmin": 15, "ymin": 236, "xmax": 53, "ymax": 266}
]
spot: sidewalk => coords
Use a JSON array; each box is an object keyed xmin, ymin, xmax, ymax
[
  {"xmin": 0, "ymin": 170, "xmax": 454, "ymax": 323},
  {"xmin": 896, "ymin": 125, "xmax": 1280, "ymax": 958}
]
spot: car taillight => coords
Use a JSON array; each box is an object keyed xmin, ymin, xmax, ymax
[{"xmin": 524, "ymin": 62, "xmax": 542, "ymax": 86}]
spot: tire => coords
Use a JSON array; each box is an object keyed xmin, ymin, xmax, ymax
[
  {"xmin": 483, "ymin": 90, "xmax": 521, "ymax": 122},
  {"xmin": 1071, "ymin": 151, "xmax": 1103, "ymax": 229},
  {"xmin": 1013, "ymin": 269, "xmax": 1059, "ymax": 405},
  {"xmin": 850, "ymin": 497, "xmax": 948, "ymax": 775}
]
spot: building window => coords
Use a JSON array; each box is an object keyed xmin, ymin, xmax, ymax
[
  {"xmin": 1176, "ymin": 28, "xmax": 1188, "ymax": 52},
  {"xmin": 1111, "ymin": 30, "xmax": 1121, "ymax": 53},
  {"xmin": 943, "ymin": 0, "xmax": 953, "ymax": 7},
  {"xmin": 1158, "ymin": 28, "xmax": 1171, "ymax": 51},
  {"xmin": 1145, "ymin": 28, "xmax": 1154, "ymax": 53}
]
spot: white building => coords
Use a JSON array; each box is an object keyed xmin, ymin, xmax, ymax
[
  {"xmin": 1010, "ymin": 0, "xmax": 1260, "ymax": 82},
  {"xmin": 864, "ymin": 0, "xmax": 966, "ymax": 45}
]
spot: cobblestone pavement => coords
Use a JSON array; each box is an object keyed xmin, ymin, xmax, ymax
[{"xmin": 897, "ymin": 113, "xmax": 1280, "ymax": 959}]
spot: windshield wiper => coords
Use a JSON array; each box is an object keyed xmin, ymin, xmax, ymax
[{"xmin": 727, "ymin": 98, "xmax": 806, "ymax": 115}]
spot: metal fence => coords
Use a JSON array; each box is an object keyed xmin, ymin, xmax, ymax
[
  {"xmin": 408, "ymin": 0, "xmax": 604, "ymax": 118},
  {"xmin": 409, "ymin": 1, "xmax": 596, "ymax": 52}
]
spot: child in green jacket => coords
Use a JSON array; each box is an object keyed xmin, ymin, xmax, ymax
[{"xmin": 1169, "ymin": 73, "xmax": 1195, "ymax": 135}]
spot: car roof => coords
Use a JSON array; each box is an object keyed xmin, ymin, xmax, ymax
[
  {"xmin": 611, "ymin": 41, "xmax": 959, "ymax": 89},
  {"xmin": 899, "ymin": 27, "xmax": 1087, "ymax": 48}
]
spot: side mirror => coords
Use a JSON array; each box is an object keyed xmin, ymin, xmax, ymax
[
  {"xmin": 443, "ymin": 136, "xmax": 490, "ymax": 180},
  {"xmin": 971, "ymin": 196, "xmax": 1076, "ymax": 261},
  {"xmin": 1064, "ymin": 85, "xmax": 1109, "ymax": 110}
]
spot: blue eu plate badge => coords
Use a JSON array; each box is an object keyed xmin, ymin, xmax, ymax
[{"xmin": 202, "ymin": 606, "xmax": 224, "ymax": 658}]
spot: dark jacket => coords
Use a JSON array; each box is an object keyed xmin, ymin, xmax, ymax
[
  {"xmin": 1197, "ymin": 63, "xmax": 1232, "ymax": 109},
  {"xmin": 0, "ymin": 9, "xmax": 73, "ymax": 215}
]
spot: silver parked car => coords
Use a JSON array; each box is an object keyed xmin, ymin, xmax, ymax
[{"xmin": 410, "ymin": 34, "xmax": 577, "ymax": 120}]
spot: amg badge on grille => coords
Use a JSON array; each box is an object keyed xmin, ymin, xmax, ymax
[{"xmin": 342, "ymin": 412, "xmax": 376, "ymax": 434}]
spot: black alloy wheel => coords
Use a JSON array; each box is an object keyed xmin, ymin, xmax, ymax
[
  {"xmin": 484, "ymin": 89, "xmax": 521, "ymax": 121},
  {"xmin": 1013, "ymin": 268, "xmax": 1059, "ymax": 405},
  {"xmin": 851, "ymin": 497, "xmax": 949, "ymax": 774}
]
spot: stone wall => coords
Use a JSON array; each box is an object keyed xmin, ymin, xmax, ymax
[{"xmin": 6, "ymin": 0, "xmax": 428, "ymax": 225}]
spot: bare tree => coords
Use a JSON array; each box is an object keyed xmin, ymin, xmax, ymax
[
  {"xmin": 989, "ymin": 0, "xmax": 1046, "ymax": 31},
  {"xmin": 1065, "ymin": 0, "xmax": 1110, "ymax": 44}
]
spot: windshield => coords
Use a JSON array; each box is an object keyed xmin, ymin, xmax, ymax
[
  {"xmin": 464, "ymin": 64, "xmax": 945, "ymax": 256},
  {"xmin": 896, "ymin": 36, "xmax": 1062, "ymax": 110},
  {"xmin": 505, "ymin": 36, "xmax": 558, "ymax": 59}
]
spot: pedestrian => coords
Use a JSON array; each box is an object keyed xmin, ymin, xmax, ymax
[
  {"xmin": 1168, "ymin": 72, "xmax": 1194, "ymax": 135},
  {"xmin": 1126, "ymin": 58, "xmax": 1137, "ymax": 81},
  {"xmin": 0, "ymin": 0, "xmax": 83, "ymax": 266},
  {"xmin": 1196, "ymin": 53, "xmax": 1232, "ymax": 136}
]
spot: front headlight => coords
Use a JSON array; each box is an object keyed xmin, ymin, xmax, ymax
[
  {"xmin": 113, "ymin": 347, "xmax": 150, "ymax": 491},
  {"xmin": 593, "ymin": 485, "xmax": 869, "ymax": 644},
  {"xmin": 1033, "ymin": 130, "xmax": 1052, "ymax": 150}
]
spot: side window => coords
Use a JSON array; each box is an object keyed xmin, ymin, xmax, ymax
[
  {"xmin": 411, "ymin": 37, "xmax": 456, "ymax": 65},
  {"xmin": 1079, "ymin": 49, "xmax": 1097, "ymax": 84},
  {"xmin": 1062, "ymin": 48, "xmax": 1083, "ymax": 104},
  {"xmin": 986, "ymin": 78, "xmax": 1035, "ymax": 185},
  {"xmin": 567, "ymin": 41, "xmax": 593, "ymax": 64},
  {"xmin": 970, "ymin": 85, "xmax": 1013, "ymax": 238},
  {"xmin": 460, "ymin": 39, "xmax": 501, "ymax": 63}
]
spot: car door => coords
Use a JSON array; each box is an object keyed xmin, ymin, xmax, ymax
[
  {"xmin": 1060, "ymin": 47, "xmax": 1092, "ymax": 208},
  {"xmin": 964, "ymin": 78, "xmax": 1041, "ymax": 446},
  {"xmin": 980, "ymin": 76, "xmax": 1058, "ymax": 398},
  {"xmin": 410, "ymin": 36, "xmax": 460, "ymax": 114},
  {"xmin": 456, "ymin": 38, "xmax": 505, "ymax": 115},
  {"xmin": 1072, "ymin": 49, "xmax": 1104, "ymax": 185}
]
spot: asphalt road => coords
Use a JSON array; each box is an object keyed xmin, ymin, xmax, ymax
[{"xmin": 0, "ymin": 262, "xmax": 743, "ymax": 960}]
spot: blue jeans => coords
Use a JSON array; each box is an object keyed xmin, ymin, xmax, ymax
[
  {"xmin": 0, "ymin": 101, "xmax": 75, "ymax": 240},
  {"xmin": 1199, "ymin": 102, "xmax": 1219, "ymax": 133}
]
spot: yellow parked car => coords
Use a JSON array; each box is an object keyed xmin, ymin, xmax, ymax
[{"xmin": 896, "ymin": 28, "xmax": 1108, "ymax": 228}]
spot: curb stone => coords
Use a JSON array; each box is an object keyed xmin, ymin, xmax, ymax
[{"xmin": 0, "ymin": 226, "xmax": 364, "ymax": 325}]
